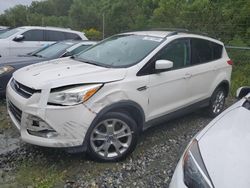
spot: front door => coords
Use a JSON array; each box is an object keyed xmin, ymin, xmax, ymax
[{"xmin": 147, "ymin": 39, "xmax": 191, "ymax": 121}]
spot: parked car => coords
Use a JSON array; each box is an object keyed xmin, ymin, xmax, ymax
[
  {"xmin": 0, "ymin": 26, "xmax": 88, "ymax": 57},
  {"xmin": 170, "ymin": 86, "xmax": 250, "ymax": 188},
  {"xmin": 6, "ymin": 30, "xmax": 232, "ymax": 161},
  {"xmin": 0, "ymin": 40, "xmax": 96, "ymax": 96},
  {"xmin": 0, "ymin": 26, "xmax": 10, "ymax": 35}
]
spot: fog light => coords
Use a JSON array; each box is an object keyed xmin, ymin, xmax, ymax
[
  {"xmin": 46, "ymin": 131, "xmax": 58, "ymax": 138},
  {"xmin": 26, "ymin": 115, "xmax": 58, "ymax": 138},
  {"xmin": 27, "ymin": 130, "xmax": 58, "ymax": 138}
]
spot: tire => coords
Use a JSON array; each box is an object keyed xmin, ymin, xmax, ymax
[
  {"xmin": 207, "ymin": 87, "xmax": 226, "ymax": 117},
  {"xmin": 87, "ymin": 112, "xmax": 138, "ymax": 162}
]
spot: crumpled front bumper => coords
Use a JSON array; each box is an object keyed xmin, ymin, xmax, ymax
[{"xmin": 6, "ymin": 81, "xmax": 97, "ymax": 148}]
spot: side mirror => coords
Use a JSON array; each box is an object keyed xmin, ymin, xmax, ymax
[
  {"xmin": 13, "ymin": 34, "xmax": 24, "ymax": 42},
  {"xmin": 236, "ymin": 86, "xmax": 250, "ymax": 99},
  {"xmin": 155, "ymin": 60, "xmax": 173, "ymax": 71}
]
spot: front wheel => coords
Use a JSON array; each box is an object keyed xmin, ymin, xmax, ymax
[
  {"xmin": 87, "ymin": 112, "xmax": 138, "ymax": 162},
  {"xmin": 207, "ymin": 87, "xmax": 226, "ymax": 117}
]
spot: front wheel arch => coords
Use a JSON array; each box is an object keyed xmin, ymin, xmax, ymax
[{"xmin": 82, "ymin": 101, "xmax": 145, "ymax": 148}]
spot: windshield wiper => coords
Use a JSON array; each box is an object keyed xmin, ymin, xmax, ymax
[{"xmin": 32, "ymin": 54, "xmax": 44, "ymax": 58}]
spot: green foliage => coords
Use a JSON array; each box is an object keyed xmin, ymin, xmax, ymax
[
  {"xmin": 83, "ymin": 28, "xmax": 102, "ymax": 40},
  {"xmin": 0, "ymin": 0, "xmax": 249, "ymax": 44},
  {"xmin": 228, "ymin": 50, "xmax": 250, "ymax": 95}
]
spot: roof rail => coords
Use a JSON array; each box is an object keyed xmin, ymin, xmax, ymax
[
  {"xmin": 45, "ymin": 26, "xmax": 71, "ymax": 30},
  {"xmin": 122, "ymin": 28, "xmax": 218, "ymax": 40},
  {"xmin": 160, "ymin": 29, "xmax": 217, "ymax": 40},
  {"xmin": 164, "ymin": 31, "xmax": 178, "ymax": 38},
  {"xmin": 149, "ymin": 28, "xmax": 189, "ymax": 32},
  {"xmin": 145, "ymin": 28, "xmax": 216, "ymax": 39}
]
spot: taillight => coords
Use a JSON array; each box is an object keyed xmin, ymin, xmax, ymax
[{"xmin": 227, "ymin": 59, "xmax": 233, "ymax": 65}]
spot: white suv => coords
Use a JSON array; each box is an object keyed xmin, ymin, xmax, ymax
[
  {"xmin": 0, "ymin": 26, "xmax": 88, "ymax": 57},
  {"xmin": 6, "ymin": 30, "xmax": 232, "ymax": 161}
]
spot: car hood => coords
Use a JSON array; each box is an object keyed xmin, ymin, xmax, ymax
[
  {"xmin": 0, "ymin": 55, "xmax": 43, "ymax": 68},
  {"xmin": 198, "ymin": 106, "xmax": 250, "ymax": 188},
  {"xmin": 13, "ymin": 57, "xmax": 127, "ymax": 89}
]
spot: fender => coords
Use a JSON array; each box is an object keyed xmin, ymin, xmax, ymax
[{"xmin": 78, "ymin": 100, "xmax": 145, "ymax": 152}]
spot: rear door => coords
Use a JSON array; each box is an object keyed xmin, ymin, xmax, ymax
[
  {"xmin": 146, "ymin": 39, "xmax": 191, "ymax": 120},
  {"xmin": 187, "ymin": 38, "xmax": 223, "ymax": 102}
]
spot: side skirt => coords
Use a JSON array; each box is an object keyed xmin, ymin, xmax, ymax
[{"xmin": 143, "ymin": 98, "xmax": 210, "ymax": 130}]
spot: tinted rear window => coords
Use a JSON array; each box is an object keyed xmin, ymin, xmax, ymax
[
  {"xmin": 191, "ymin": 38, "xmax": 223, "ymax": 65},
  {"xmin": 211, "ymin": 42, "xmax": 223, "ymax": 60}
]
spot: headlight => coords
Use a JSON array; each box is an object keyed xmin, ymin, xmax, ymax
[
  {"xmin": 48, "ymin": 84, "xmax": 102, "ymax": 106},
  {"xmin": 183, "ymin": 139, "xmax": 214, "ymax": 188},
  {"xmin": 0, "ymin": 65, "xmax": 14, "ymax": 75}
]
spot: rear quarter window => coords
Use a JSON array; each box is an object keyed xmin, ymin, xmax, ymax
[
  {"xmin": 191, "ymin": 38, "xmax": 223, "ymax": 65},
  {"xmin": 64, "ymin": 32, "xmax": 81, "ymax": 40},
  {"xmin": 211, "ymin": 42, "xmax": 223, "ymax": 60}
]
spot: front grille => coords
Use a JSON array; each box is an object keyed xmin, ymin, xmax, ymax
[
  {"xmin": 10, "ymin": 79, "xmax": 39, "ymax": 98},
  {"xmin": 8, "ymin": 100, "xmax": 22, "ymax": 124}
]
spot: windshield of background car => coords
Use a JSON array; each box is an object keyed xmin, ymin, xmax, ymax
[
  {"xmin": 0, "ymin": 28, "xmax": 24, "ymax": 39},
  {"xmin": 34, "ymin": 42, "xmax": 75, "ymax": 58},
  {"xmin": 0, "ymin": 29, "xmax": 9, "ymax": 35},
  {"xmin": 75, "ymin": 34, "xmax": 163, "ymax": 67}
]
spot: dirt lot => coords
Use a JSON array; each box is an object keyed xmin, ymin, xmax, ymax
[{"xmin": 0, "ymin": 98, "xmax": 235, "ymax": 188}]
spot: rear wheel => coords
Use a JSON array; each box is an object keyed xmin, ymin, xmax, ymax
[
  {"xmin": 87, "ymin": 112, "xmax": 138, "ymax": 162},
  {"xmin": 208, "ymin": 87, "xmax": 226, "ymax": 117}
]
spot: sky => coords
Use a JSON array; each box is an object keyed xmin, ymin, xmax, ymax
[{"xmin": 0, "ymin": 0, "xmax": 41, "ymax": 14}]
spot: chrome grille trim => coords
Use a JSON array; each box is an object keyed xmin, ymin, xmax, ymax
[{"xmin": 10, "ymin": 79, "xmax": 40, "ymax": 98}]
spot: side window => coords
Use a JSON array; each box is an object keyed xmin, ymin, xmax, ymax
[
  {"xmin": 45, "ymin": 30, "xmax": 65, "ymax": 41},
  {"xmin": 191, "ymin": 38, "xmax": 220, "ymax": 65},
  {"xmin": 211, "ymin": 42, "xmax": 223, "ymax": 60},
  {"xmin": 22, "ymin": 29, "xmax": 44, "ymax": 41},
  {"xmin": 64, "ymin": 32, "xmax": 81, "ymax": 40},
  {"xmin": 155, "ymin": 39, "xmax": 190, "ymax": 69}
]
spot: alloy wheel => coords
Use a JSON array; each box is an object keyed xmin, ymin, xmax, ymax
[
  {"xmin": 90, "ymin": 118, "xmax": 133, "ymax": 159},
  {"xmin": 212, "ymin": 90, "xmax": 225, "ymax": 114}
]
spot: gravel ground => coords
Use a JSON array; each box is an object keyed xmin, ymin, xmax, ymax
[{"xmin": 0, "ymin": 98, "xmax": 236, "ymax": 188}]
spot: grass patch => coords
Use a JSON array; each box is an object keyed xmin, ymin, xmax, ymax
[
  {"xmin": 228, "ymin": 49, "xmax": 250, "ymax": 96},
  {"xmin": 0, "ymin": 100, "xmax": 11, "ymax": 132},
  {"xmin": 16, "ymin": 161, "xmax": 66, "ymax": 188}
]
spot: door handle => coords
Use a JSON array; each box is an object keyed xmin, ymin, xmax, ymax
[{"xmin": 184, "ymin": 73, "xmax": 192, "ymax": 79}]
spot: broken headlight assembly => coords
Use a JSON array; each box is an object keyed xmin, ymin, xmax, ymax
[
  {"xmin": 48, "ymin": 84, "xmax": 102, "ymax": 106},
  {"xmin": 183, "ymin": 139, "xmax": 214, "ymax": 188}
]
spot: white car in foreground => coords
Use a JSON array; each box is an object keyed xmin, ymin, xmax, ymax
[
  {"xmin": 170, "ymin": 87, "xmax": 250, "ymax": 188},
  {"xmin": 6, "ymin": 30, "xmax": 232, "ymax": 161}
]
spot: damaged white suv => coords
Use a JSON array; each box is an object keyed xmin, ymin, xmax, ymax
[{"xmin": 6, "ymin": 31, "xmax": 232, "ymax": 161}]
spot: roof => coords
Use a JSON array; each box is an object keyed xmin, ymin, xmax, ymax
[
  {"xmin": 56, "ymin": 40, "xmax": 97, "ymax": 45},
  {"xmin": 18, "ymin": 26, "xmax": 81, "ymax": 33},
  {"xmin": 122, "ymin": 30, "xmax": 223, "ymax": 45}
]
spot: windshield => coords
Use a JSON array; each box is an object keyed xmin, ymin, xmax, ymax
[
  {"xmin": 0, "ymin": 28, "xmax": 24, "ymax": 39},
  {"xmin": 33, "ymin": 41, "xmax": 75, "ymax": 58},
  {"xmin": 75, "ymin": 35, "xmax": 163, "ymax": 67}
]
